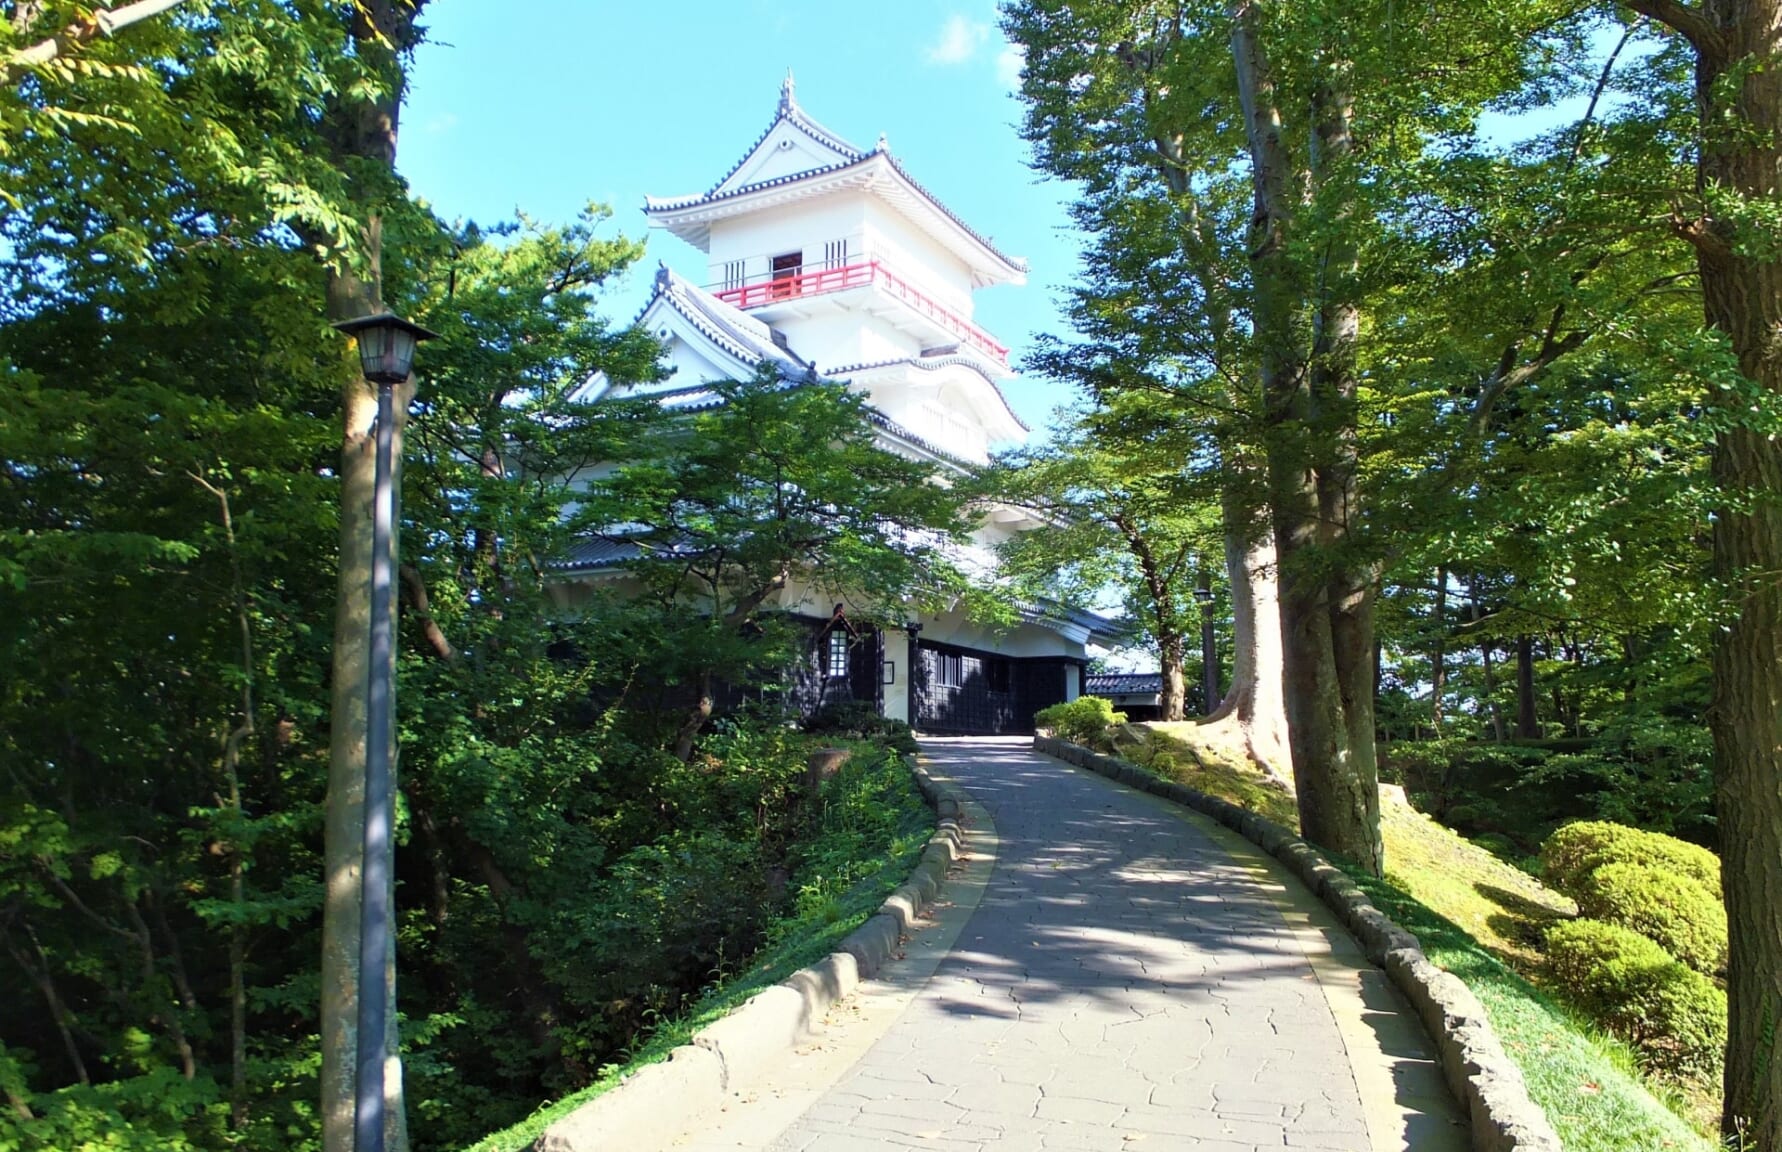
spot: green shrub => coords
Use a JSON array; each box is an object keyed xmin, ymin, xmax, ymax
[
  {"xmin": 1033, "ymin": 696, "xmax": 1125, "ymax": 744},
  {"xmin": 1544, "ymin": 918, "xmax": 1727, "ymax": 1078},
  {"xmin": 1574, "ymin": 862, "xmax": 1726, "ymax": 976},
  {"xmin": 803, "ymin": 702, "xmax": 919, "ymax": 755},
  {"xmin": 1545, "ymin": 918, "xmax": 1672, "ymax": 1007},
  {"xmin": 1541, "ymin": 820, "xmax": 1720, "ymax": 900}
]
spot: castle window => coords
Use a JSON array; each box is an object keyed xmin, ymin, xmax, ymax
[
  {"xmin": 824, "ymin": 239, "xmax": 848, "ymax": 269},
  {"xmin": 827, "ymin": 631, "xmax": 850, "ymax": 679},
  {"xmin": 722, "ymin": 260, "xmax": 745, "ymax": 290},
  {"xmin": 770, "ymin": 251, "xmax": 802, "ymax": 298}
]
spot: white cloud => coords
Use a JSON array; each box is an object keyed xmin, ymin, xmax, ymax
[
  {"xmin": 926, "ymin": 14, "xmax": 990, "ymax": 65},
  {"xmin": 994, "ymin": 42, "xmax": 1025, "ymax": 89}
]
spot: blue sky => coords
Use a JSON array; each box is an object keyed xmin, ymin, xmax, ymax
[
  {"xmin": 398, "ymin": 6, "xmax": 1637, "ymax": 438},
  {"xmin": 399, "ymin": 2, "xmax": 1080, "ymax": 432}
]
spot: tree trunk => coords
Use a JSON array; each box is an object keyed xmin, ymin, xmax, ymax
[
  {"xmin": 1431, "ymin": 568, "xmax": 1448, "ymax": 733},
  {"xmin": 1199, "ymin": 493, "xmax": 1290, "ymax": 785},
  {"xmin": 673, "ymin": 671, "xmax": 716, "ymax": 762},
  {"xmin": 1121, "ymin": 519, "xmax": 1189, "ymax": 722},
  {"xmin": 1470, "ymin": 588, "xmax": 1506, "ymax": 742},
  {"xmin": 4, "ymin": 928, "xmax": 88, "ymax": 1086},
  {"xmin": 1515, "ymin": 634, "xmax": 1539, "ymax": 738},
  {"xmin": 1613, "ymin": 4, "xmax": 1782, "ymax": 1133},
  {"xmin": 318, "ymin": 6, "xmax": 423, "ymax": 1151},
  {"xmin": 1687, "ymin": 10, "xmax": 1782, "ymax": 1145},
  {"xmin": 1232, "ymin": 8, "xmax": 1382, "ymax": 874},
  {"xmin": 1158, "ymin": 630, "xmax": 1187, "ymax": 721}
]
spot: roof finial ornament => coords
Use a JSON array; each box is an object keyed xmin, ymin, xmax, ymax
[
  {"xmin": 875, "ymin": 131, "xmax": 889, "ymax": 153},
  {"xmin": 779, "ymin": 69, "xmax": 796, "ymax": 113}
]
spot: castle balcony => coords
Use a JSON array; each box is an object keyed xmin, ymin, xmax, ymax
[{"xmin": 712, "ymin": 258, "xmax": 1010, "ymax": 368}]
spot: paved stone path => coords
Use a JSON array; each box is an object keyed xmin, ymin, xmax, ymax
[{"xmin": 729, "ymin": 738, "xmax": 1465, "ymax": 1152}]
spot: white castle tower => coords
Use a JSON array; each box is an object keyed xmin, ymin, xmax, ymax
[{"xmin": 562, "ymin": 77, "xmax": 1107, "ymax": 734}]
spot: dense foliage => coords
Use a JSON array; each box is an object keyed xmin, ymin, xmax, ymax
[{"xmin": 0, "ymin": 6, "xmax": 970, "ymax": 1149}]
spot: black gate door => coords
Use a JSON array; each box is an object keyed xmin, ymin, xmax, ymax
[{"xmin": 914, "ymin": 642, "xmax": 1017, "ymax": 734}]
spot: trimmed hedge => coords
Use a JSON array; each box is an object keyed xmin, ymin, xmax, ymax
[
  {"xmin": 1544, "ymin": 919, "xmax": 1726, "ymax": 1078},
  {"xmin": 1575, "ymin": 862, "xmax": 1726, "ymax": 977},
  {"xmin": 1033, "ymin": 696, "xmax": 1124, "ymax": 745},
  {"xmin": 1541, "ymin": 820, "xmax": 1720, "ymax": 900}
]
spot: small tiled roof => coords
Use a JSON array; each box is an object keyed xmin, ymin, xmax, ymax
[
  {"xmin": 546, "ymin": 537, "xmax": 641, "ymax": 573},
  {"xmin": 1085, "ymin": 672, "xmax": 1164, "ymax": 696},
  {"xmin": 645, "ymin": 264, "xmax": 808, "ymax": 376},
  {"xmin": 547, "ymin": 534, "xmax": 719, "ymax": 575},
  {"xmin": 702, "ymin": 79, "xmax": 866, "ymax": 196}
]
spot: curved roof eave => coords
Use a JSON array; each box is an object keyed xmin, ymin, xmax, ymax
[
  {"xmin": 827, "ymin": 355, "xmax": 1030, "ymax": 435},
  {"xmin": 645, "ymin": 153, "xmax": 1028, "ymax": 282}
]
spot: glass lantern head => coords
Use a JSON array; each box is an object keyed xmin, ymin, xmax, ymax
[{"xmin": 331, "ymin": 312, "xmax": 440, "ymax": 385}]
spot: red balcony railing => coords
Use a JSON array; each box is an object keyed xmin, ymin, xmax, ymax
[{"xmin": 713, "ymin": 259, "xmax": 1009, "ymax": 366}]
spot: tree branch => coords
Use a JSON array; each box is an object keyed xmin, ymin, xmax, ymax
[
  {"xmin": 1619, "ymin": 0, "xmax": 1723, "ymax": 54},
  {"xmin": 398, "ymin": 564, "xmax": 458, "ymax": 662},
  {"xmin": 5, "ymin": 0, "xmax": 191, "ymax": 82}
]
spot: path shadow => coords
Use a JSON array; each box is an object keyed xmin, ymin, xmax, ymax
[{"xmin": 875, "ymin": 737, "xmax": 1471, "ymax": 1151}]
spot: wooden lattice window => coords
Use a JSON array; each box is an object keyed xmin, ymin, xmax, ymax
[{"xmin": 827, "ymin": 631, "xmax": 850, "ymax": 679}]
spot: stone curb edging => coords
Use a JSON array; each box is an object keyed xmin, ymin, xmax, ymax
[
  {"xmin": 537, "ymin": 753, "xmax": 971, "ymax": 1152},
  {"xmin": 1032, "ymin": 734, "xmax": 1561, "ymax": 1152}
]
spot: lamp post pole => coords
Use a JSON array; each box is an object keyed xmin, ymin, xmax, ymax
[
  {"xmin": 331, "ymin": 313, "xmax": 436, "ymax": 1152},
  {"xmin": 1196, "ymin": 576, "xmax": 1219, "ymax": 715},
  {"xmin": 354, "ymin": 376, "xmax": 397, "ymax": 1152}
]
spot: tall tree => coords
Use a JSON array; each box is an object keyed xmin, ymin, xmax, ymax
[
  {"xmin": 988, "ymin": 393, "xmax": 1220, "ymax": 722},
  {"xmin": 1614, "ymin": 0, "xmax": 1782, "ymax": 1142},
  {"xmin": 579, "ymin": 369, "xmax": 973, "ymax": 759},
  {"xmin": 1007, "ymin": 3, "xmax": 1295, "ymax": 772}
]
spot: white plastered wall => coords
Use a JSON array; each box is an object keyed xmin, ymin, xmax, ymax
[
  {"xmin": 707, "ymin": 196, "xmax": 867, "ymax": 290},
  {"xmin": 861, "ymin": 199, "xmax": 976, "ymax": 313},
  {"xmin": 881, "ymin": 628, "xmax": 911, "ymax": 722}
]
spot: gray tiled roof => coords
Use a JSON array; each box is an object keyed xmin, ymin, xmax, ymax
[
  {"xmin": 648, "ymin": 264, "xmax": 808, "ymax": 375},
  {"xmin": 547, "ymin": 537, "xmax": 642, "ymax": 572},
  {"xmin": 1085, "ymin": 672, "xmax": 1163, "ymax": 696}
]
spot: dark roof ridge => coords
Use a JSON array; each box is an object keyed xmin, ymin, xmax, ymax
[{"xmin": 642, "ymin": 263, "xmax": 807, "ymax": 373}]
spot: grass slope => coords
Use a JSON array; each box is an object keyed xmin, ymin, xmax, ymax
[{"xmin": 1123, "ymin": 722, "xmax": 1712, "ymax": 1152}]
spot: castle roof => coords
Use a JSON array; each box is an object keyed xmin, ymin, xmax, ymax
[{"xmin": 643, "ymin": 77, "xmax": 1027, "ymax": 288}]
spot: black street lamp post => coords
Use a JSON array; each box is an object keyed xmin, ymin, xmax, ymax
[
  {"xmin": 1194, "ymin": 578, "xmax": 1219, "ymax": 715},
  {"xmin": 331, "ymin": 312, "xmax": 437, "ymax": 1152}
]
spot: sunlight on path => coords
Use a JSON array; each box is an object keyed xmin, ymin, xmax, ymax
[{"xmin": 680, "ymin": 737, "xmax": 1465, "ymax": 1152}]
